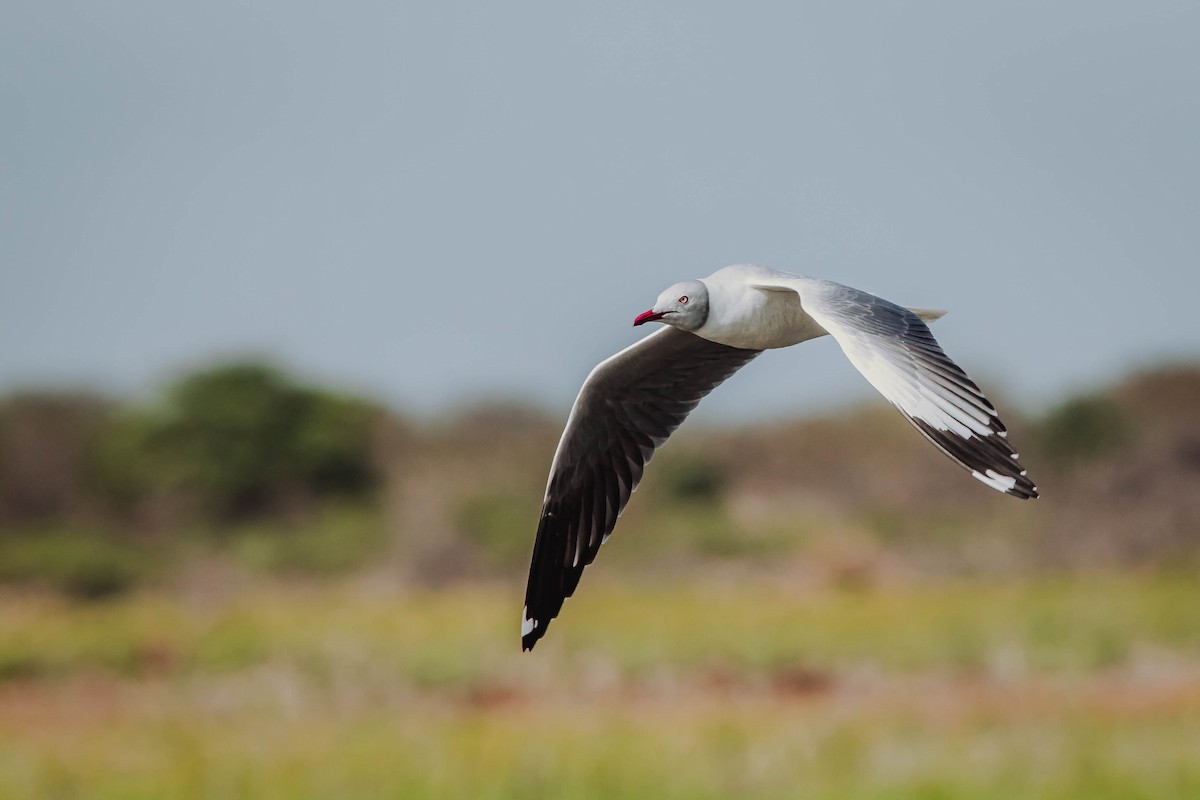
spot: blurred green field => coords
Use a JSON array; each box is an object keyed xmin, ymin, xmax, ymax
[
  {"xmin": 1, "ymin": 572, "xmax": 1198, "ymax": 799},
  {"xmin": 2, "ymin": 364, "xmax": 1198, "ymax": 798}
]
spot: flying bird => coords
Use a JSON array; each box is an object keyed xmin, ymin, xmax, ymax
[{"xmin": 521, "ymin": 265, "xmax": 1037, "ymax": 651}]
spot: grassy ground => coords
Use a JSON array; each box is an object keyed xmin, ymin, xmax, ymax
[{"xmin": 1, "ymin": 572, "xmax": 1198, "ymax": 799}]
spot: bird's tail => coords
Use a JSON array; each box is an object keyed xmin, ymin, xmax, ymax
[{"xmin": 907, "ymin": 307, "xmax": 947, "ymax": 323}]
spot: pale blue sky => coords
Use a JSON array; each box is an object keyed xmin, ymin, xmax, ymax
[{"xmin": 3, "ymin": 2, "xmax": 1198, "ymax": 420}]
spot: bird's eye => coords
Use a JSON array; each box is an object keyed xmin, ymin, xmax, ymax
[{"xmin": 678, "ymin": 295, "xmax": 689, "ymax": 304}]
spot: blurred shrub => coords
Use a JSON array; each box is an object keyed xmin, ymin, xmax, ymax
[
  {"xmin": 657, "ymin": 455, "xmax": 728, "ymax": 504},
  {"xmin": 687, "ymin": 510, "xmax": 757, "ymax": 557},
  {"xmin": 86, "ymin": 408, "xmax": 169, "ymax": 516},
  {"xmin": 455, "ymin": 492, "xmax": 535, "ymax": 568},
  {"xmin": 0, "ymin": 393, "xmax": 110, "ymax": 527},
  {"xmin": 1037, "ymin": 394, "xmax": 1132, "ymax": 467},
  {"xmin": 652, "ymin": 505, "xmax": 791, "ymax": 559},
  {"xmin": 0, "ymin": 527, "xmax": 160, "ymax": 599},
  {"xmin": 228, "ymin": 503, "xmax": 387, "ymax": 576},
  {"xmin": 88, "ymin": 362, "xmax": 382, "ymax": 520}
]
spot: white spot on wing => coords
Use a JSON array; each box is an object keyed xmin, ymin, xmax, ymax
[
  {"xmin": 521, "ymin": 607, "xmax": 538, "ymax": 637},
  {"xmin": 972, "ymin": 469, "xmax": 1018, "ymax": 493}
]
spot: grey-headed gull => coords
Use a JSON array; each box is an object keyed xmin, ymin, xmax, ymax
[{"xmin": 522, "ymin": 265, "xmax": 1037, "ymax": 650}]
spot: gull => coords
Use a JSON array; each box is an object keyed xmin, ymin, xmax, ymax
[{"xmin": 521, "ymin": 265, "xmax": 1037, "ymax": 650}]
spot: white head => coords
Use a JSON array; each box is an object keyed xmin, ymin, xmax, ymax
[{"xmin": 632, "ymin": 279, "xmax": 709, "ymax": 332}]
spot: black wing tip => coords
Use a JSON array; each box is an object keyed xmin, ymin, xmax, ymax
[
  {"xmin": 1004, "ymin": 475, "xmax": 1039, "ymax": 500},
  {"xmin": 521, "ymin": 510, "xmax": 573, "ymax": 653},
  {"xmin": 908, "ymin": 417, "xmax": 1041, "ymax": 500},
  {"xmin": 521, "ymin": 607, "xmax": 548, "ymax": 651},
  {"xmin": 994, "ymin": 457, "xmax": 1039, "ymax": 500},
  {"xmin": 970, "ymin": 464, "xmax": 1039, "ymax": 499}
]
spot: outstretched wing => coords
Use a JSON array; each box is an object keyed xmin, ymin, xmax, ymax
[
  {"xmin": 755, "ymin": 276, "xmax": 1038, "ymax": 500},
  {"xmin": 522, "ymin": 326, "xmax": 761, "ymax": 650}
]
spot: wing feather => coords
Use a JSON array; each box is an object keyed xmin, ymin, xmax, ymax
[
  {"xmin": 754, "ymin": 276, "xmax": 1038, "ymax": 500},
  {"xmin": 521, "ymin": 327, "xmax": 761, "ymax": 650}
]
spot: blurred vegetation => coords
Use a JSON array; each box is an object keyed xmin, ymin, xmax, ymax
[
  {"xmin": 0, "ymin": 392, "xmax": 110, "ymax": 526},
  {"xmin": 0, "ymin": 359, "xmax": 1198, "ymax": 798},
  {"xmin": 225, "ymin": 503, "xmax": 388, "ymax": 577},
  {"xmin": 88, "ymin": 363, "xmax": 381, "ymax": 521},
  {"xmin": 0, "ymin": 575, "xmax": 1197, "ymax": 798},
  {"xmin": 455, "ymin": 491, "xmax": 537, "ymax": 569},
  {"xmin": 1035, "ymin": 394, "xmax": 1132, "ymax": 468},
  {"xmin": 0, "ymin": 526, "xmax": 162, "ymax": 600},
  {"xmin": 657, "ymin": 453, "xmax": 729, "ymax": 504},
  {"xmin": 0, "ymin": 360, "xmax": 1198, "ymax": 597},
  {"xmin": 0, "ymin": 362, "xmax": 393, "ymax": 596}
]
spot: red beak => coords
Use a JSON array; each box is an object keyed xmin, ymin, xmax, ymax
[{"xmin": 633, "ymin": 309, "xmax": 666, "ymax": 326}]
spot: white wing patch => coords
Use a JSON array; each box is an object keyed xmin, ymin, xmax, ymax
[{"xmin": 975, "ymin": 469, "xmax": 1019, "ymax": 493}]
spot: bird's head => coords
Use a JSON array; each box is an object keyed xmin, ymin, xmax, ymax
[{"xmin": 633, "ymin": 279, "xmax": 709, "ymax": 332}]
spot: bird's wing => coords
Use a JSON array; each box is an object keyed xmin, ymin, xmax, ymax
[
  {"xmin": 753, "ymin": 276, "xmax": 1038, "ymax": 500},
  {"xmin": 522, "ymin": 326, "xmax": 761, "ymax": 650}
]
